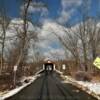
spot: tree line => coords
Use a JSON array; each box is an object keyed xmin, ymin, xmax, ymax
[{"xmin": 0, "ymin": 0, "xmax": 46, "ymax": 76}]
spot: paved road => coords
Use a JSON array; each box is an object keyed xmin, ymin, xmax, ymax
[{"xmin": 6, "ymin": 71, "xmax": 97, "ymax": 100}]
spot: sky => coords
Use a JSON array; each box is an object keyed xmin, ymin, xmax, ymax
[
  {"xmin": 0, "ymin": 0, "xmax": 100, "ymax": 60},
  {"xmin": 1, "ymin": 0, "xmax": 99, "ymax": 25}
]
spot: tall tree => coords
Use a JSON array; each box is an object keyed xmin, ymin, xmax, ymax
[
  {"xmin": 15, "ymin": 0, "xmax": 47, "ymax": 76},
  {"xmin": 0, "ymin": 3, "xmax": 10, "ymax": 74}
]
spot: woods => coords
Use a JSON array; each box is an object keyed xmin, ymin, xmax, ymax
[
  {"xmin": 0, "ymin": 0, "xmax": 99, "ymax": 89},
  {"xmin": 0, "ymin": 0, "xmax": 47, "ymax": 78}
]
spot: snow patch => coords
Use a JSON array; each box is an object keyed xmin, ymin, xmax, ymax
[
  {"xmin": 78, "ymin": 81, "xmax": 100, "ymax": 95},
  {"xmin": 55, "ymin": 69, "xmax": 63, "ymax": 74},
  {"xmin": 0, "ymin": 75, "xmax": 40, "ymax": 100},
  {"xmin": 63, "ymin": 75, "xmax": 100, "ymax": 99}
]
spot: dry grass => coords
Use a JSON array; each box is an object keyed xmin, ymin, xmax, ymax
[{"xmin": 91, "ymin": 75, "xmax": 100, "ymax": 83}]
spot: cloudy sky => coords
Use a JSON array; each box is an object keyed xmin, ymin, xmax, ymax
[
  {"xmin": 1, "ymin": 0, "xmax": 99, "ymax": 25},
  {"xmin": 0, "ymin": 0, "xmax": 99, "ymax": 60}
]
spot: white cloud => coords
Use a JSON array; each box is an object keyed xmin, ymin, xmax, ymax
[
  {"xmin": 37, "ymin": 21, "xmax": 64, "ymax": 51},
  {"xmin": 21, "ymin": 2, "xmax": 48, "ymax": 17},
  {"xmin": 44, "ymin": 48, "xmax": 66, "ymax": 60},
  {"xmin": 3, "ymin": 18, "xmax": 38, "ymax": 53},
  {"xmin": 57, "ymin": 9, "xmax": 74, "ymax": 24},
  {"xmin": 57, "ymin": 0, "xmax": 82, "ymax": 24},
  {"xmin": 62, "ymin": 0, "xmax": 82, "ymax": 9},
  {"xmin": 36, "ymin": 20, "xmax": 69, "ymax": 60},
  {"xmin": 40, "ymin": 20, "xmax": 67, "ymax": 37},
  {"xmin": 2, "ymin": 18, "xmax": 83, "ymax": 61},
  {"xmin": 7, "ymin": 18, "xmax": 37, "ymax": 37}
]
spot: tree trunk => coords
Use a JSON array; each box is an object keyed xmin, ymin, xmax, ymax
[
  {"xmin": 83, "ymin": 43, "xmax": 88, "ymax": 71},
  {"xmin": 0, "ymin": 23, "xmax": 6, "ymax": 75}
]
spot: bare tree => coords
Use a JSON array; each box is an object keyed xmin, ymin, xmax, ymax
[
  {"xmin": 14, "ymin": 0, "xmax": 47, "ymax": 76},
  {"xmin": 0, "ymin": 5, "xmax": 10, "ymax": 74},
  {"xmin": 15, "ymin": 0, "xmax": 32, "ymax": 69},
  {"xmin": 73, "ymin": 0, "xmax": 91, "ymax": 71},
  {"xmin": 55, "ymin": 28, "xmax": 80, "ymax": 69},
  {"xmin": 87, "ymin": 17, "xmax": 100, "ymax": 60}
]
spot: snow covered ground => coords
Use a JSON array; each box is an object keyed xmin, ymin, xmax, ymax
[
  {"xmin": 55, "ymin": 69, "xmax": 63, "ymax": 74},
  {"xmin": 63, "ymin": 75, "xmax": 100, "ymax": 100},
  {"xmin": 0, "ymin": 69, "xmax": 100, "ymax": 100},
  {"xmin": 0, "ymin": 74, "xmax": 40, "ymax": 100},
  {"xmin": 78, "ymin": 81, "xmax": 100, "ymax": 95}
]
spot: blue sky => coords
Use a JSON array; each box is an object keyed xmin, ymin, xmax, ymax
[
  {"xmin": 0, "ymin": 0, "xmax": 100, "ymax": 59},
  {"xmin": 0, "ymin": 0, "xmax": 100, "ymax": 26}
]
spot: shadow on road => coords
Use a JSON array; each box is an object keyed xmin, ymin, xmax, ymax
[{"xmin": 5, "ymin": 71, "xmax": 98, "ymax": 100}]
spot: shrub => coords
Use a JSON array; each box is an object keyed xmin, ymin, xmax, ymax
[{"xmin": 74, "ymin": 71, "xmax": 92, "ymax": 81}]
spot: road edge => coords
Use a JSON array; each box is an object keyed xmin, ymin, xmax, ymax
[
  {"xmin": 0, "ymin": 74, "xmax": 40, "ymax": 100},
  {"xmin": 61, "ymin": 75, "xmax": 100, "ymax": 100}
]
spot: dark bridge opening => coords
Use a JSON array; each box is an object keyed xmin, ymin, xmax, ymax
[{"xmin": 44, "ymin": 63, "xmax": 54, "ymax": 71}]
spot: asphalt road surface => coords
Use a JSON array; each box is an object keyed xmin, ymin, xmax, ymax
[{"xmin": 6, "ymin": 71, "xmax": 98, "ymax": 100}]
